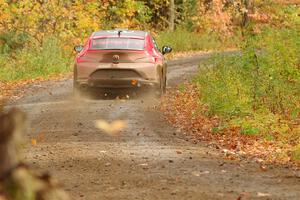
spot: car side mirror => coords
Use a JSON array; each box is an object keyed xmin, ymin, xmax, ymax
[
  {"xmin": 74, "ymin": 45, "xmax": 83, "ymax": 53},
  {"xmin": 162, "ymin": 46, "xmax": 172, "ymax": 55}
]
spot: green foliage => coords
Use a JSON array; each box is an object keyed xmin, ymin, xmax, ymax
[
  {"xmin": 195, "ymin": 25, "xmax": 300, "ymax": 139},
  {"xmin": 156, "ymin": 28, "xmax": 223, "ymax": 52},
  {"xmin": 241, "ymin": 127, "xmax": 260, "ymax": 136},
  {"xmin": 212, "ymin": 124, "xmax": 228, "ymax": 134},
  {"xmin": 105, "ymin": 0, "xmax": 152, "ymax": 29},
  {"xmin": 0, "ymin": 31, "xmax": 30, "ymax": 54},
  {"xmin": 0, "ymin": 37, "xmax": 71, "ymax": 81},
  {"xmin": 176, "ymin": 0, "xmax": 199, "ymax": 31},
  {"xmin": 196, "ymin": 27, "xmax": 300, "ymax": 116},
  {"xmin": 178, "ymin": 84, "xmax": 186, "ymax": 93},
  {"xmin": 292, "ymin": 144, "xmax": 300, "ymax": 161}
]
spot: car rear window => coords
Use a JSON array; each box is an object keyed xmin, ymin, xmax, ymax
[{"xmin": 91, "ymin": 38, "xmax": 145, "ymax": 50}]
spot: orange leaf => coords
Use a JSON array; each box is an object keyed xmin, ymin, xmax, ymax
[{"xmin": 31, "ymin": 139, "xmax": 37, "ymax": 146}]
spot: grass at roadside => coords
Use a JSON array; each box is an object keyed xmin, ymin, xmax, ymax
[
  {"xmin": 157, "ymin": 28, "xmax": 228, "ymax": 52},
  {"xmin": 0, "ymin": 37, "xmax": 72, "ymax": 82},
  {"xmin": 161, "ymin": 26, "xmax": 300, "ymax": 167},
  {"xmin": 195, "ymin": 27, "xmax": 299, "ymax": 141}
]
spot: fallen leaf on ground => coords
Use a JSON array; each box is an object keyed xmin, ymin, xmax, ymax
[
  {"xmin": 257, "ymin": 192, "xmax": 271, "ymax": 197},
  {"xmin": 160, "ymin": 85, "xmax": 300, "ymax": 169},
  {"xmin": 260, "ymin": 165, "xmax": 268, "ymax": 171},
  {"xmin": 31, "ymin": 139, "xmax": 37, "ymax": 146}
]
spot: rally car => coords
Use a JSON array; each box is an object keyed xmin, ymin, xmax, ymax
[{"xmin": 73, "ymin": 30, "xmax": 172, "ymax": 96}]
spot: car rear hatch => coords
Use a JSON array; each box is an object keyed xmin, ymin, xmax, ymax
[{"xmin": 77, "ymin": 37, "xmax": 158, "ymax": 87}]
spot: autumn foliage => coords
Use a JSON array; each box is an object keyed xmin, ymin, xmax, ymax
[{"xmin": 1, "ymin": 0, "xmax": 297, "ymax": 82}]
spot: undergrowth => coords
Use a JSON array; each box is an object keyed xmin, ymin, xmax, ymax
[
  {"xmin": 0, "ymin": 37, "xmax": 72, "ymax": 81},
  {"xmin": 194, "ymin": 26, "xmax": 300, "ymax": 159},
  {"xmin": 156, "ymin": 28, "xmax": 237, "ymax": 52}
]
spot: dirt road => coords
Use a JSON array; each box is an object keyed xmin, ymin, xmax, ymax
[{"xmin": 9, "ymin": 56, "xmax": 300, "ymax": 200}]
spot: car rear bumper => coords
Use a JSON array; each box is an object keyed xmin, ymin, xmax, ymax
[
  {"xmin": 75, "ymin": 66, "xmax": 161, "ymax": 89},
  {"xmin": 76, "ymin": 78, "xmax": 159, "ymax": 89}
]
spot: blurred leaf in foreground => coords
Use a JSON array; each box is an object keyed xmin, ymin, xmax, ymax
[{"xmin": 94, "ymin": 120, "xmax": 127, "ymax": 136}]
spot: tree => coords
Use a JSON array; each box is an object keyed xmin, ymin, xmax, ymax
[
  {"xmin": 169, "ymin": 0, "xmax": 175, "ymax": 31},
  {"xmin": 241, "ymin": 0, "xmax": 251, "ymax": 28}
]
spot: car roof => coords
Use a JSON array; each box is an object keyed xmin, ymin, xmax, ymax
[{"xmin": 92, "ymin": 30, "xmax": 148, "ymax": 39}]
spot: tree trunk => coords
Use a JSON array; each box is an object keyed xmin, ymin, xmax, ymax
[
  {"xmin": 169, "ymin": 0, "xmax": 175, "ymax": 31},
  {"xmin": 241, "ymin": 0, "xmax": 251, "ymax": 28}
]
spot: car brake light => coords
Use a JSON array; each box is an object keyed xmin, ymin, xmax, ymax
[
  {"xmin": 76, "ymin": 53, "xmax": 90, "ymax": 63},
  {"xmin": 76, "ymin": 57, "xmax": 87, "ymax": 63}
]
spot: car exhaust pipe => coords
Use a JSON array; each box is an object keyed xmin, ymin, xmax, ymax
[{"xmin": 80, "ymin": 84, "xmax": 89, "ymax": 91}]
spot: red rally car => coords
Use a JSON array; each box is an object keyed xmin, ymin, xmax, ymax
[{"xmin": 73, "ymin": 30, "xmax": 172, "ymax": 96}]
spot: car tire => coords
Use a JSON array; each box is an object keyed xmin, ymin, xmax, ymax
[
  {"xmin": 73, "ymin": 66, "xmax": 83, "ymax": 97},
  {"xmin": 163, "ymin": 74, "xmax": 167, "ymax": 94},
  {"xmin": 155, "ymin": 75, "xmax": 166, "ymax": 98}
]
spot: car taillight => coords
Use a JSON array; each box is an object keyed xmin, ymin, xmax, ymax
[
  {"xmin": 76, "ymin": 57, "xmax": 86, "ymax": 63},
  {"xmin": 76, "ymin": 55, "xmax": 90, "ymax": 63},
  {"xmin": 76, "ymin": 49, "xmax": 89, "ymax": 63}
]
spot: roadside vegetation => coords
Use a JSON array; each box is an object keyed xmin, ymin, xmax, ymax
[
  {"xmin": 0, "ymin": 37, "xmax": 71, "ymax": 81},
  {"xmin": 162, "ymin": 1, "xmax": 300, "ymax": 167},
  {"xmin": 156, "ymin": 29, "xmax": 233, "ymax": 53}
]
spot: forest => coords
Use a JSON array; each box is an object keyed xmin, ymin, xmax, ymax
[{"xmin": 1, "ymin": 0, "xmax": 297, "ymax": 80}]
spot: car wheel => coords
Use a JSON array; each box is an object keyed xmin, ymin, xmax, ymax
[
  {"xmin": 73, "ymin": 66, "xmax": 84, "ymax": 97},
  {"xmin": 163, "ymin": 74, "xmax": 167, "ymax": 94},
  {"xmin": 155, "ymin": 76, "xmax": 165, "ymax": 97}
]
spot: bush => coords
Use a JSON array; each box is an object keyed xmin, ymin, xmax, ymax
[
  {"xmin": 194, "ymin": 27, "xmax": 300, "ymax": 141},
  {"xmin": 0, "ymin": 31, "xmax": 30, "ymax": 54},
  {"xmin": 196, "ymin": 27, "xmax": 300, "ymax": 116},
  {"xmin": 156, "ymin": 28, "xmax": 226, "ymax": 52}
]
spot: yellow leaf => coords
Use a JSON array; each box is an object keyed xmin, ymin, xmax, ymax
[
  {"xmin": 31, "ymin": 139, "xmax": 37, "ymax": 146},
  {"xmin": 94, "ymin": 120, "xmax": 126, "ymax": 136}
]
